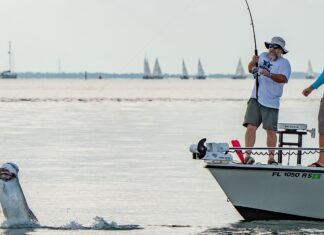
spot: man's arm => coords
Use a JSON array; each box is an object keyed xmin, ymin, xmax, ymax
[
  {"xmin": 248, "ymin": 55, "xmax": 259, "ymax": 73},
  {"xmin": 260, "ymin": 69, "xmax": 288, "ymax": 83},
  {"xmin": 302, "ymin": 70, "xmax": 324, "ymax": 97}
]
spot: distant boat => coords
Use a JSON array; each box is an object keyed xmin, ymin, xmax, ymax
[
  {"xmin": 143, "ymin": 57, "xmax": 153, "ymax": 79},
  {"xmin": 306, "ymin": 60, "xmax": 315, "ymax": 79},
  {"xmin": 232, "ymin": 58, "xmax": 246, "ymax": 79},
  {"xmin": 0, "ymin": 41, "xmax": 17, "ymax": 79},
  {"xmin": 152, "ymin": 58, "xmax": 163, "ymax": 79},
  {"xmin": 180, "ymin": 59, "xmax": 189, "ymax": 79},
  {"xmin": 194, "ymin": 59, "xmax": 206, "ymax": 79}
]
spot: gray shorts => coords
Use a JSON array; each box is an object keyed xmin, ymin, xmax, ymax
[
  {"xmin": 318, "ymin": 98, "xmax": 324, "ymax": 134},
  {"xmin": 243, "ymin": 98, "xmax": 279, "ymax": 130}
]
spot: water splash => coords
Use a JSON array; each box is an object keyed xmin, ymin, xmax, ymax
[{"xmin": 0, "ymin": 216, "xmax": 140, "ymax": 230}]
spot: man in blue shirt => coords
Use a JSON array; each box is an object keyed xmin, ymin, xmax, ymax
[{"xmin": 303, "ymin": 70, "xmax": 324, "ymax": 167}]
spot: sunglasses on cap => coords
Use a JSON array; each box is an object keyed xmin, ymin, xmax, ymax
[{"xmin": 268, "ymin": 44, "xmax": 282, "ymax": 49}]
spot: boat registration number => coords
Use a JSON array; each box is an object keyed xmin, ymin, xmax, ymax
[{"xmin": 272, "ymin": 171, "xmax": 321, "ymax": 180}]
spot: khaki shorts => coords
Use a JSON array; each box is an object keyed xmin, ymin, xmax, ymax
[
  {"xmin": 243, "ymin": 98, "xmax": 279, "ymax": 130},
  {"xmin": 318, "ymin": 98, "xmax": 324, "ymax": 134}
]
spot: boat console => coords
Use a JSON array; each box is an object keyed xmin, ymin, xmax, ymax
[{"xmin": 277, "ymin": 123, "xmax": 315, "ymax": 164}]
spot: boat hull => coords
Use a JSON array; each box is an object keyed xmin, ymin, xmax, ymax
[{"xmin": 206, "ymin": 164, "xmax": 324, "ymax": 220}]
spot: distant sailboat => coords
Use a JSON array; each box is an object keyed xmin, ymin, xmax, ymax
[
  {"xmin": 180, "ymin": 59, "xmax": 189, "ymax": 79},
  {"xmin": 0, "ymin": 41, "xmax": 17, "ymax": 79},
  {"xmin": 143, "ymin": 57, "xmax": 153, "ymax": 79},
  {"xmin": 232, "ymin": 58, "xmax": 246, "ymax": 79},
  {"xmin": 306, "ymin": 60, "xmax": 315, "ymax": 79},
  {"xmin": 195, "ymin": 59, "xmax": 206, "ymax": 79},
  {"xmin": 152, "ymin": 58, "xmax": 163, "ymax": 79}
]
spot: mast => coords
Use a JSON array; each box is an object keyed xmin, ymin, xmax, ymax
[{"xmin": 8, "ymin": 41, "xmax": 12, "ymax": 72}]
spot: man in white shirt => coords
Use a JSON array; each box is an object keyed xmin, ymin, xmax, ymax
[{"xmin": 243, "ymin": 36, "xmax": 291, "ymax": 165}]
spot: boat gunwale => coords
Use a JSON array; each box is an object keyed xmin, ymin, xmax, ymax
[{"xmin": 205, "ymin": 164, "xmax": 324, "ymax": 173}]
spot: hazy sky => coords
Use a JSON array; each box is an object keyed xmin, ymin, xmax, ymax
[{"xmin": 0, "ymin": 0, "xmax": 323, "ymax": 74}]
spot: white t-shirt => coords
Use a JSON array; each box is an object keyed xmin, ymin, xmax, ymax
[{"xmin": 250, "ymin": 52, "xmax": 291, "ymax": 109}]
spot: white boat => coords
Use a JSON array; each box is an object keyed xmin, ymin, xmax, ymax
[
  {"xmin": 0, "ymin": 41, "xmax": 17, "ymax": 79},
  {"xmin": 152, "ymin": 58, "xmax": 163, "ymax": 79},
  {"xmin": 232, "ymin": 58, "xmax": 246, "ymax": 79},
  {"xmin": 180, "ymin": 59, "xmax": 189, "ymax": 79},
  {"xmin": 306, "ymin": 60, "xmax": 315, "ymax": 79},
  {"xmin": 194, "ymin": 59, "xmax": 206, "ymax": 79},
  {"xmin": 190, "ymin": 123, "xmax": 324, "ymax": 221},
  {"xmin": 143, "ymin": 57, "xmax": 152, "ymax": 79}
]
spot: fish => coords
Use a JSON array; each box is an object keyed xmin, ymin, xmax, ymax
[{"xmin": 0, "ymin": 163, "xmax": 38, "ymax": 227}]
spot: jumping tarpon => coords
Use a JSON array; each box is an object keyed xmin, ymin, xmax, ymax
[{"xmin": 0, "ymin": 162, "xmax": 38, "ymax": 227}]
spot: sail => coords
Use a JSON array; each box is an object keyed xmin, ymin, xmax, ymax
[
  {"xmin": 306, "ymin": 60, "xmax": 314, "ymax": 78},
  {"xmin": 143, "ymin": 57, "xmax": 151, "ymax": 77},
  {"xmin": 182, "ymin": 60, "xmax": 189, "ymax": 77},
  {"xmin": 232, "ymin": 58, "xmax": 246, "ymax": 79},
  {"xmin": 197, "ymin": 59, "xmax": 205, "ymax": 77},
  {"xmin": 235, "ymin": 59, "xmax": 245, "ymax": 77},
  {"xmin": 153, "ymin": 58, "xmax": 163, "ymax": 78}
]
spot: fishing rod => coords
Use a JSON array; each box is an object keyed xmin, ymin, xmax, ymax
[{"xmin": 244, "ymin": 0, "xmax": 259, "ymax": 100}]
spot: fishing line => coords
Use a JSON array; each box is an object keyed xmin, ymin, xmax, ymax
[{"xmin": 244, "ymin": 0, "xmax": 259, "ymax": 100}]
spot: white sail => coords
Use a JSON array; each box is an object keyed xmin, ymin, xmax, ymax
[
  {"xmin": 195, "ymin": 59, "xmax": 206, "ymax": 79},
  {"xmin": 143, "ymin": 57, "xmax": 152, "ymax": 78},
  {"xmin": 232, "ymin": 58, "xmax": 246, "ymax": 79},
  {"xmin": 181, "ymin": 59, "xmax": 189, "ymax": 79},
  {"xmin": 152, "ymin": 58, "xmax": 163, "ymax": 79},
  {"xmin": 306, "ymin": 60, "xmax": 315, "ymax": 79}
]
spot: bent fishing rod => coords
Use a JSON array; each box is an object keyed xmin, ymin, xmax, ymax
[{"xmin": 244, "ymin": 0, "xmax": 259, "ymax": 100}]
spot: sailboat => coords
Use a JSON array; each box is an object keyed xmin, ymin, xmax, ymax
[
  {"xmin": 0, "ymin": 41, "xmax": 17, "ymax": 79},
  {"xmin": 195, "ymin": 59, "xmax": 206, "ymax": 79},
  {"xmin": 180, "ymin": 59, "xmax": 189, "ymax": 79},
  {"xmin": 232, "ymin": 58, "xmax": 246, "ymax": 79},
  {"xmin": 306, "ymin": 60, "xmax": 315, "ymax": 79},
  {"xmin": 152, "ymin": 58, "xmax": 163, "ymax": 79},
  {"xmin": 143, "ymin": 57, "xmax": 152, "ymax": 79}
]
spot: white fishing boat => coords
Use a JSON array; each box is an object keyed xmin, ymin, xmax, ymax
[
  {"xmin": 180, "ymin": 59, "xmax": 189, "ymax": 79},
  {"xmin": 152, "ymin": 58, "xmax": 163, "ymax": 79},
  {"xmin": 190, "ymin": 123, "xmax": 324, "ymax": 221},
  {"xmin": 0, "ymin": 41, "xmax": 17, "ymax": 79},
  {"xmin": 306, "ymin": 60, "xmax": 315, "ymax": 79},
  {"xmin": 143, "ymin": 57, "xmax": 152, "ymax": 79},
  {"xmin": 194, "ymin": 59, "xmax": 206, "ymax": 79},
  {"xmin": 232, "ymin": 58, "xmax": 246, "ymax": 79}
]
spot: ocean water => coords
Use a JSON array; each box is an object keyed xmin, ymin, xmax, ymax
[{"xmin": 0, "ymin": 78, "xmax": 324, "ymax": 234}]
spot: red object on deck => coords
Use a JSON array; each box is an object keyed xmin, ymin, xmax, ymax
[{"xmin": 231, "ymin": 140, "xmax": 244, "ymax": 163}]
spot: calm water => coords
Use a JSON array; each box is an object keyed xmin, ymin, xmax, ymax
[{"xmin": 0, "ymin": 78, "xmax": 323, "ymax": 234}]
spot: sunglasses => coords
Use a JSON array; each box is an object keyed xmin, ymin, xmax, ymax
[{"xmin": 268, "ymin": 44, "xmax": 282, "ymax": 49}]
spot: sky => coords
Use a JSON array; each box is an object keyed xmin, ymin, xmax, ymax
[{"xmin": 0, "ymin": 0, "xmax": 323, "ymax": 74}]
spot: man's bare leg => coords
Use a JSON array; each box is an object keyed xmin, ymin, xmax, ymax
[
  {"xmin": 245, "ymin": 124, "xmax": 257, "ymax": 159},
  {"xmin": 316, "ymin": 134, "xmax": 324, "ymax": 165},
  {"xmin": 266, "ymin": 129, "xmax": 277, "ymax": 162}
]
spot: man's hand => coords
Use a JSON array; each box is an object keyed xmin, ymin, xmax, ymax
[
  {"xmin": 260, "ymin": 69, "xmax": 270, "ymax": 77},
  {"xmin": 302, "ymin": 86, "xmax": 314, "ymax": 97},
  {"xmin": 251, "ymin": 55, "xmax": 259, "ymax": 65}
]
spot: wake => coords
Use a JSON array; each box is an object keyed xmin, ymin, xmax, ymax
[{"xmin": 0, "ymin": 216, "xmax": 141, "ymax": 230}]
